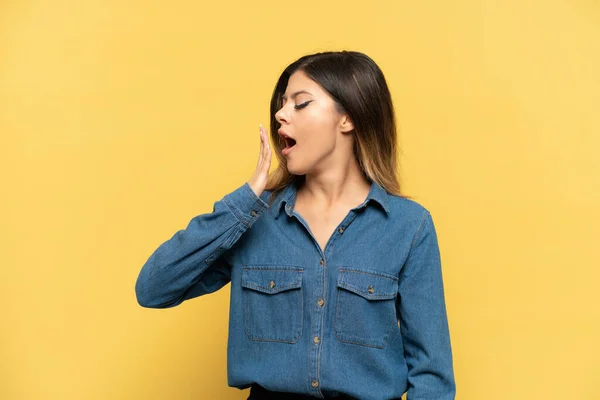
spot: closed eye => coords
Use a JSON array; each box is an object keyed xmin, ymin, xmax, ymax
[{"xmin": 294, "ymin": 100, "xmax": 312, "ymax": 110}]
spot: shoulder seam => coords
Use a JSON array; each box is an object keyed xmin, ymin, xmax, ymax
[{"xmin": 408, "ymin": 209, "xmax": 429, "ymax": 253}]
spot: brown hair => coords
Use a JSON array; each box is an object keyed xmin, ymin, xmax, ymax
[{"xmin": 265, "ymin": 50, "xmax": 412, "ymax": 204}]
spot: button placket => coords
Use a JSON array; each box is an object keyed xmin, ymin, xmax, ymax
[{"xmin": 312, "ymin": 257, "xmax": 325, "ymax": 394}]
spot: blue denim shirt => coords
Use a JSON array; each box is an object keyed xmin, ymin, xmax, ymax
[{"xmin": 135, "ymin": 180, "xmax": 456, "ymax": 400}]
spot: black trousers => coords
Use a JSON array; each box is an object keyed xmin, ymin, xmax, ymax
[{"xmin": 247, "ymin": 383, "xmax": 355, "ymax": 399}]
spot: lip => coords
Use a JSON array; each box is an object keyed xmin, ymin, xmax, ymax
[
  {"xmin": 277, "ymin": 129, "xmax": 294, "ymax": 140},
  {"xmin": 281, "ymin": 143, "xmax": 296, "ymax": 156},
  {"xmin": 278, "ymin": 128, "xmax": 297, "ymax": 157}
]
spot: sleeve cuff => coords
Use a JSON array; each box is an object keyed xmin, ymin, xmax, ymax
[{"xmin": 223, "ymin": 182, "xmax": 270, "ymax": 228}]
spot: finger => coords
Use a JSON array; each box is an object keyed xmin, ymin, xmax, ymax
[
  {"xmin": 257, "ymin": 125, "xmax": 264, "ymax": 166},
  {"xmin": 260, "ymin": 127, "xmax": 267, "ymax": 154},
  {"xmin": 260, "ymin": 125, "xmax": 267, "ymax": 157},
  {"xmin": 263, "ymin": 135, "xmax": 270, "ymax": 172},
  {"xmin": 263, "ymin": 129, "xmax": 268, "ymax": 151},
  {"xmin": 263, "ymin": 144, "xmax": 270, "ymax": 171}
]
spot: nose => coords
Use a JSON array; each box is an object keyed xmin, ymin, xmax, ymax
[{"xmin": 275, "ymin": 103, "xmax": 290, "ymax": 125}]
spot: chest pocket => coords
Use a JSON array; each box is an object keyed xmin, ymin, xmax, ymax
[
  {"xmin": 334, "ymin": 267, "xmax": 399, "ymax": 348},
  {"xmin": 241, "ymin": 266, "xmax": 304, "ymax": 343}
]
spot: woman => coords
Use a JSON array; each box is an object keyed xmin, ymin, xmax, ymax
[{"xmin": 135, "ymin": 50, "xmax": 456, "ymax": 400}]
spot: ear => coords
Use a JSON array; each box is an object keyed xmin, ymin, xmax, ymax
[{"xmin": 339, "ymin": 113, "xmax": 355, "ymax": 134}]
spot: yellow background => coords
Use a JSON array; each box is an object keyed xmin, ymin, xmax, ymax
[{"xmin": 2, "ymin": 0, "xmax": 599, "ymax": 399}]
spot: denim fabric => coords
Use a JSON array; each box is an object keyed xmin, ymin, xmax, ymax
[
  {"xmin": 248, "ymin": 383, "xmax": 355, "ymax": 399},
  {"xmin": 135, "ymin": 180, "xmax": 456, "ymax": 400}
]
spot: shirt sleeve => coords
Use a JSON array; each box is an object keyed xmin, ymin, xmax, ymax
[
  {"xmin": 135, "ymin": 182, "xmax": 269, "ymax": 308},
  {"xmin": 397, "ymin": 210, "xmax": 456, "ymax": 400}
]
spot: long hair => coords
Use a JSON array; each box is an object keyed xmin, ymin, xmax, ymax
[{"xmin": 265, "ymin": 50, "xmax": 412, "ymax": 204}]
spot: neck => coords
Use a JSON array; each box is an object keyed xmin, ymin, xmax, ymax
[{"xmin": 297, "ymin": 161, "xmax": 371, "ymax": 209}]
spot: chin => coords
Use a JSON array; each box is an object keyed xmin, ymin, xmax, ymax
[
  {"xmin": 285, "ymin": 164, "xmax": 304, "ymax": 176},
  {"xmin": 285, "ymin": 164, "xmax": 300, "ymax": 174}
]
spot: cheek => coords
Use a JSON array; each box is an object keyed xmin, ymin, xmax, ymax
[{"xmin": 302, "ymin": 107, "xmax": 336, "ymax": 134}]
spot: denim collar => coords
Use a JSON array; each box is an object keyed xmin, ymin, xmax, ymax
[{"xmin": 272, "ymin": 179, "xmax": 390, "ymax": 219}]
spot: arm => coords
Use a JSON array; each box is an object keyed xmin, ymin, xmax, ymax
[
  {"xmin": 398, "ymin": 210, "xmax": 456, "ymax": 399},
  {"xmin": 135, "ymin": 182, "xmax": 269, "ymax": 308}
]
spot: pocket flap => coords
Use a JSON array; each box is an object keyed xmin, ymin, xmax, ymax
[
  {"xmin": 337, "ymin": 268, "xmax": 398, "ymax": 300},
  {"xmin": 242, "ymin": 266, "xmax": 303, "ymax": 295}
]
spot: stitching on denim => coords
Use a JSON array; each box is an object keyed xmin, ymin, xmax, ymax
[
  {"xmin": 316, "ymin": 258, "xmax": 327, "ymax": 398},
  {"xmin": 204, "ymin": 220, "xmax": 242, "ymax": 265},
  {"xmin": 335, "ymin": 323, "xmax": 395, "ymax": 349},
  {"xmin": 241, "ymin": 268, "xmax": 303, "ymax": 293},
  {"xmin": 334, "ymin": 279, "xmax": 396, "ymax": 349},
  {"xmin": 242, "ymin": 266, "xmax": 304, "ymax": 343},
  {"xmin": 338, "ymin": 268, "xmax": 399, "ymax": 281},
  {"xmin": 408, "ymin": 209, "xmax": 428, "ymax": 253},
  {"xmin": 243, "ymin": 287, "xmax": 303, "ymax": 344},
  {"xmin": 337, "ymin": 268, "xmax": 399, "ymax": 298},
  {"xmin": 242, "ymin": 282, "xmax": 301, "ymax": 293},
  {"xmin": 242, "ymin": 181, "xmax": 270, "ymax": 211},
  {"xmin": 223, "ymin": 195, "xmax": 250, "ymax": 228},
  {"xmin": 243, "ymin": 266, "xmax": 304, "ymax": 271},
  {"xmin": 334, "ymin": 289, "xmax": 389, "ymax": 349},
  {"xmin": 337, "ymin": 283, "xmax": 397, "ymax": 299}
]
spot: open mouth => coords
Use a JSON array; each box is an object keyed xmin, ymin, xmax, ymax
[{"xmin": 284, "ymin": 137, "xmax": 297, "ymax": 149}]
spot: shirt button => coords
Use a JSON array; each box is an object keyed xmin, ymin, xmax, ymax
[
  {"xmin": 312, "ymin": 380, "xmax": 319, "ymax": 388},
  {"xmin": 313, "ymin": 336, "xmax": 320, "ymax": 344},
  {"xmin": 368, "ymin": 285, "xmax": 374, "ymax": 294},
  {"xmin": 317, "ymin": 298, "xmax": 324, "ymax": 307},
  {"xmin": 320, "ymin": 259, "xmax": 324, "ymax": 266},
  {"xmin": 269, "ymin": 280, "xmax": 275, "ymax": 288},
  {"xmin": 338, "ymin": 227, "xmax": 344, "ymax": 233},
  {"xmin": 251, "ymin": 210, "xmax": 257, "ymax": 216}
]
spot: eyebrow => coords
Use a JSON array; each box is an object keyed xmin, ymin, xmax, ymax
[{"xmin": 281, "ymin": 90, "xmax": 313, "ymax": 100}]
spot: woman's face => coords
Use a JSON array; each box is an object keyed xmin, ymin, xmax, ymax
[{"xmin": 274, "ymin": 70, "xmax": 353, "ymax": 176}]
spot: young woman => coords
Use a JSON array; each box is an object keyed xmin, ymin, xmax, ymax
[{"xmin": 135, "ymin": 50, "xmax": 456, "ymax": 400}]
